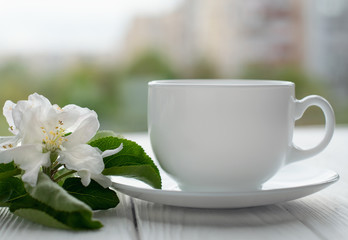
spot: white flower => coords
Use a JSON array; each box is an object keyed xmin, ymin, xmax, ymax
[{"xmin": 0, "ymin": 93, "xmax": 122, "ymax": 187}]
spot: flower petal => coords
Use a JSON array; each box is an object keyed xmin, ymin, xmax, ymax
[
  {"xmin": 28, "ymin": 93, "xmax": 52, "ymax": 109},
  {"xmin": 77, "ymin": 170, "xmax": 111, "ymax": 188},
  {"xmin": 59, "ymin": 144, "xmax": 109, "ymax": 187},
  {"xmin": 13, "ymin": 93, "xmax": 52, "ymax": 129},
  {"xmin": 77, "ymin": 170, "xmax": 92, "ymax": 186},
  {"xmin": 0, "ymin": 136, "xmax": 19, "ymax": 149},
  {"xmin": 90, "ymin": 173, "xmax": 112, "ymax": 188},
  {"xmin": 59, "ymin": 144, "xmax": 104, "ymax": 175},
  {"xmin": 60, "ymin": 104, "xmax": 97, "ymax": 130},
  {"xmin": 10, "ymin": 93, "xmax": 54, "ymax": 145},
  {"xmin": 101, "ymin": 143, "xmax": 123, "ymax": 158},
  {"xmin": 64, "ymin": 111, "xmax": 99, "ymax": 147},
  {"xmin": 19, "ymin": 110, "xmax": 47, "ymax": 145},
  {"xmin": 3, "ymin": 100, "xmax": 18, "ymax": 134},
  {"xmin": 0, "ymin": 144, "xmax": 50, "ymax": 186}
]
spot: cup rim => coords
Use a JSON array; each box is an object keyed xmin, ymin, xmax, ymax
[{"xmin": 148, "ymin": 79, "xmax": 294, "ymax": 87}]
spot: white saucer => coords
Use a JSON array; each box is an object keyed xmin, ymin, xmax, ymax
[{"xmin": 111, "ymin": 163, "xmax": 339, "ymax": 208}]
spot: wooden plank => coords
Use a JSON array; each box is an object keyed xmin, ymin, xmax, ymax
[
  {"xmin": 0, "ymin": 193, "xmax": 137, "ymax": 240},
  {"xmin": 279, "ymin": 127, "xmax": 348, "ymax": 239},
  {"xmin": 280, "ymin": 193, "xmax": 348, "ymax": 240},
  {"xmin": 131, "ymin": 198, "xmax": 320, "ymax": 240}
]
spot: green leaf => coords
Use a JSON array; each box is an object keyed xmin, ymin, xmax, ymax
[
  {"xmin": 62, "ymin": 177, "xmax": 119, "ymax": 210},
  {"xmin": 0, "ymin": 177, "xmax": 27, "ymax": 207},
  {"xmin": 88, "ymin": 130, "xmax": 119, "ymax": 143},
  {"xmin": 25, "ymin": 173, "xmax": 92, "ymax": 212},
  {"xmin": 9, "ymin": 173, "xmax": 103, "ymax": 230},
  {"xmin": 89, "ymin": 136, "xmax": 162, "ymax": 189},
  {"xmin": 11, "ymin": 194, "xmax": 102, "ymax": 230},
  {"xmin": 0, "ymin": 161, "xmax": 17, "ymax": 173},
  {"xmin": 14, "ymin": 209, "xmax": 70, "ymax": 230},
  {"xmin": 0, "ymin": 162, "xmax": 21, "ymax": 180},
  {"xmin": 103, "ymin": 165, "xmax": 161, "ymax": 189}
]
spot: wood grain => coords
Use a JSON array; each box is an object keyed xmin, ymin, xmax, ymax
[
  {"xmin": 132, "ymin": 198, "xmax": 322, "ymax": 240},
  {"xmin": 279, "ymin": 127, "xmax": 348, "ymax": 239},
  {"xmin": 281, "ymin": 194, "xmax": 348, "ymax": 240}
]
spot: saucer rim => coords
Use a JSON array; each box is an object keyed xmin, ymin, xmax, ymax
[
  {"xmin": 111, "ymin": 165, "xmax": 339, "ymax": 208},
  {"xmin": 112, "ymin": 170, "xmax": 339, "ymax": 197}
]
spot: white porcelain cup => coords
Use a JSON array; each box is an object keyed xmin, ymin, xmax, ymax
[{"xmin": 148, "ymin": 80, "xmax": 335, "ymax": 192}]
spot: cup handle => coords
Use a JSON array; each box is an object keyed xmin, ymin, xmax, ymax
[{"xmin": 287, "ymin": 95, "xmax": 335, "ymax": 163}]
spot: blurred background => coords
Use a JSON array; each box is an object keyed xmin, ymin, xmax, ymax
[{"xmin": 0, "ymin": 0, "xmax": 347, "ymax": 135}]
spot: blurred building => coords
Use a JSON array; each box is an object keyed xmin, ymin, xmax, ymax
[
  {"xmin": 121, "ymin": 0, "xmax": 305, "ymax": 76},
  {"xmin": 305, "ymin": 0, "xmax": 348, "ymax": 97},
  {"xmin": 120, "ymin": 0, "xmax": 348, "ymax": 97}
]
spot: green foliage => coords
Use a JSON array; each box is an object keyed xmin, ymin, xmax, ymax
[
  {"xmin": 240, "ymin": 64, "xmax": 325, "ymax": 98},
  {"xmin": 22, "ymin": 173, "xmax": 103, "ymax": 229},
  {"xmin": 13, "ymin": 209, "xmax": 72, "ymax": 229},
  {"xmin": 0, "ymin": 162, "xmax": 21, "ymax": 180},
  {"xmin": 186, "ymin": 58, "xmax": 220, "ymax": 79},
  {"xmin": 0, "ymin": 177, "xmax": 26, "ymax": 207},
  {"xmin": 239, "ymin": 64, "xmax": 334, "ymax": 125},
  {"xmin": 0, "ymin": 174, "xmax": 102, "ymax": 230},
  {"xmin": 0, "ymin": 52, "xmax": 346, "ymax": 135},
  {"xmin": 89, "ymin": 136, "xmax": 162, "ymax": 189},
  {"xmin": 63, "ymin": 178, "xmax": 119, "ymax": 210},
  {"xmin": 0, "ymin": 61, "xmax": 124, "ymax": 135},
  {"xmin": 126, "ymin": 50, "xmax": 177, "ymax": 79},
  {"xmin": 89, "ymin": 130, "xmax": 119, "ymax": 142}
]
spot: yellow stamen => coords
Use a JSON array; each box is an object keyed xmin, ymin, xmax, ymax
[{"xmin": 41, "ymin": 121, "xmax": 68, "ymax": 152}]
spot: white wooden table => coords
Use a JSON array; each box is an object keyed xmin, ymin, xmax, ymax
[{"xmin": 1, "ymin": 126, "xmax": 347, "ymax": 240}]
